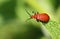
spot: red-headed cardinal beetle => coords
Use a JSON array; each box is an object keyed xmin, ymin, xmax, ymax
[{"xmin": 25, "ymin": 9, "xmax": 50, "ymax": 23}]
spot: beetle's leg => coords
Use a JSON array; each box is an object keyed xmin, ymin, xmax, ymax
[
  {"xmin": 37, "ymin": 12, "xmax": 39, "ymax": 14},
  {"xmin": 36, "ymin": 19, "xmax": 40, "ymax": 22},
  {"xmin": 25, "ymin": 18, "xmax": 31, "ymax": 22},
  {"xmin": 32, "ymin": 11, "xmax": 37, "ymax": 15},
  {"xmin": 32, "ymin": 11, "xmax": 35, "ymax": 13},
  {"xmin": 33, "ymin": 11, "xmax": 39, "ymax": 14}
]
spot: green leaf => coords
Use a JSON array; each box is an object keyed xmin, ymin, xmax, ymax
[
  {"xmin": 45, "ymin": 20, "xmax": 60, "ymax": 39},
  {"xmin": 27, "ymin": 19, "xmax": 60, "ymax": 39}
]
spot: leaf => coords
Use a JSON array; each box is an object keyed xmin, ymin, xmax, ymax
[
  {"xmin": 27, "ymin": 19, "xmax": 60, "ymax": 39},
  {"xmin": 45, "ymin": 20, "xmax": 60, "ymax": 39}
]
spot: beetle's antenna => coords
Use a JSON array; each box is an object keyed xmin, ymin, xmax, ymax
[
  {"xmin": 25, "ymin": 18, "xmax": 31, "ymax": 22},
  {"xmin": 25, "ymin": 8, "xmax": 31, "ymax": 16}
]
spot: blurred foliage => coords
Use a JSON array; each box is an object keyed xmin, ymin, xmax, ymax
[
  {"xmin": 0, "ymin": 0, "xmax": 17, "ymax": 21},
  {"xmin": 50, "ymin": 0, "xmax": 60, "ymax": 10},
  {"xmin": 0, "ymin": 0, "xmax": 60, "ymax": 39}
]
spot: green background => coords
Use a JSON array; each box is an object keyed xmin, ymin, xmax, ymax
[{"xmin": 0, "ymin": 0, "xmax": 60, "ymax": 39}]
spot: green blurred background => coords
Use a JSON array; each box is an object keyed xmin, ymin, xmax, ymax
[{"xmin": 0, "ymin": 0, "xmax": 60, "ymax": 39}]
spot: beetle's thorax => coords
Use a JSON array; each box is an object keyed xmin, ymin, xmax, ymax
[{"xmin": 31, "ymin": 14, "xmax": 39, "ymax": 19}]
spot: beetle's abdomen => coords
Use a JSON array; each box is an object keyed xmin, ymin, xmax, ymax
[{"xmin": 36, "ymin": 13, "xmax": 50, "ymax": 22}]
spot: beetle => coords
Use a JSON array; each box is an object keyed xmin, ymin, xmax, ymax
[{"xmin": 25, "ymin": 9, "xmax": 50, "ymax": 23}]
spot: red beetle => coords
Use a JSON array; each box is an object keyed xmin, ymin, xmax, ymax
[{"xmin": 25, "ymin": 9, "xmax": 50, "ymax": 23}]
